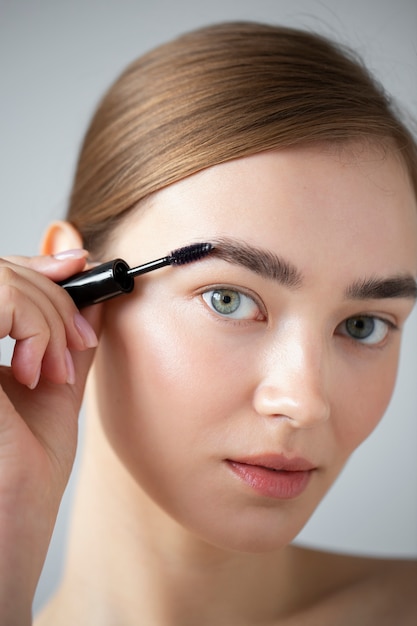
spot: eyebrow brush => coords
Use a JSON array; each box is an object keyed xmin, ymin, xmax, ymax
[{"xmin": 59, "ymin": 242, "xmax": 214, "ymax": 308}]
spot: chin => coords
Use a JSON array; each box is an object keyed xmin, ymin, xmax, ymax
[{"xmin": 181, "ymin": 509, "xmax": 311, "ymax": 555}]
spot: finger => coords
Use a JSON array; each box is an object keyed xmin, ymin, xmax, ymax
[
  {"xmin": 0, "ymin": 261, "xmax": 97, "ymax": 353},
  {"xmin": 1, "ymin": 249, "xmax": 89, "ymax": 281},
  {"xmin": 0, "ymin": 270, "xmax": 93, "ymax": 387},
  {"xmin": 64, "ymin": 303, "xmax": 103, "ymax": 405},
  {"xmin": 0, "ymin": 285, "xmax": 64, "ymax": 387}
]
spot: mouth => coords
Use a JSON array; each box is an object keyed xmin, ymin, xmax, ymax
[{"xmin": 225, "ymin": 455, "xmax": 317, "ymax": 500}]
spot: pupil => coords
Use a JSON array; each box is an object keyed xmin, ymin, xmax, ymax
[
  {"xmin": 211, "ymin": 290, "xmax": 240, "ymax": 314},
  {"xmin": 347, "ymin": 316, "xmax": 374, "ymax": 338}
]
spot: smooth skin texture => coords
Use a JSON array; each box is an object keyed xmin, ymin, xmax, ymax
[
  {"xmin": 7, "ymin": 145, "xmax": 417, "ymax": 624},
  {"xmin": 0, "ymin": 250, "xmax": 99, "ymax": 625}
]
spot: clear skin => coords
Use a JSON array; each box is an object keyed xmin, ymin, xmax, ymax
[
  {"xmin": 0, "ymin": 145, "xmax": 416, "ymax": 625},
  {"xmin": 86, "ymin": 147, "xmax": 417, "ymax": 556},
  {"xmin": 42, "ymin": 145, "xmax": 416, "ymax": 624}
]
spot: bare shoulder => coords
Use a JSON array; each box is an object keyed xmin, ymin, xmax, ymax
[{"xmin": 287, "ymin": 545, "xmax": 417, "ymax": 625}]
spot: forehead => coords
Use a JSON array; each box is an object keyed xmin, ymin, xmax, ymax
[{"xmin": 117, "ymin": 145, "xmax": 417, "ymax": 277}]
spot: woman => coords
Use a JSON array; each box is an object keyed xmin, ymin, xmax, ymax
[{"xmin": 0, "ymin": 22, "xmax": 416, "ymax": 625}]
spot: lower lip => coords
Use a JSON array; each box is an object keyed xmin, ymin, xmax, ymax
[{"xmin": 227, "ymin": 461, "xmax": 313, "ymax": 500}]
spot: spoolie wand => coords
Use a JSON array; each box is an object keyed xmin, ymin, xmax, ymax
[{"xmin": 58, "ymin": 242, "xmax": 214, "ymax": 308}]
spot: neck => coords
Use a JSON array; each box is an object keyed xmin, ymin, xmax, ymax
[{"xmin": 49, "ymin": 403, "xmax": 307, "ymax": 626}]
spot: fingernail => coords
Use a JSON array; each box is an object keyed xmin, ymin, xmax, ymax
[
  {"xmin": 74, "ymin": 312, "xmax": 98, "ymax": 348},
  {"xmin": 53, "ymin": 249, "xmax": 88, "ymax": 261},
  {"xmin": 28, "ymin": 366, "xmax": 41, "ymax": 390},
  {"xmin": 65, "ymin": 349, "xmax": 76, "ymax": 385}
]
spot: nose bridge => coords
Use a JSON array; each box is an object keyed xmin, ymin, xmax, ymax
[{"xmin": 253, "ymin": 321, "xmax": 331, "ymax": 427}]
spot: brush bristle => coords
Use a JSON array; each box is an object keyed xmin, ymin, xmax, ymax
[{"xmin": 169, "ymin": 243, "xmax": 214, "ymax": 265}]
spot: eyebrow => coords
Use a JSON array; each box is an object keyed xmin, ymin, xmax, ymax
[
  {"xmin": 345, "ymin": 275, "xmax": 417, "ymax": 300},
  {"xmin": 209, "ymin": 236, "xmax": 417, "ymax": 300},
  {"xmin": 210, "ymin": 237, "xmax": 302, "ymax": 288}
]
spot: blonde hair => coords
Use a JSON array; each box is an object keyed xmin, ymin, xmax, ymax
[{"xmin": 67, "ymin": 21, "xmax": 417, "ymax": 253}]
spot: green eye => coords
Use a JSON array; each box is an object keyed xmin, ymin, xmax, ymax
[
  {"xmin": 341, "ymin": 315, "xmax": 392, "ymax": 345},
  {"xmin": 202, "ymin": 288, "xmax": 262, "ymax": 320},
  {"xmin": 346, "ymin": 316, "xmax": 375, "ymax": 339},
  {"xmin": 210, "ymin": 290, "xmax": 241, "ymax": 315}
]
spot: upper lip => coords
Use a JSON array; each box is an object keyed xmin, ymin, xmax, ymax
[{"xmin": 227, "ymin": 454, "xmax": 317, "ymax": 472}]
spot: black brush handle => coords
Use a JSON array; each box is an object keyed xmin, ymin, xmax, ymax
[
  {"xmin": 58, "ymin": 259, "xmax": 134, "ymax": 308},
  {"xmin": 58, "ymin": 243, "xmax": 214, "ymax": 308}
]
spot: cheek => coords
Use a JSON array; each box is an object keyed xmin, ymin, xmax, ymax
[
  {"xmin": 92, "ymin": 297, "xmax": 249, "ymax": 501},
  {"xmin": 92, "ymin": 298, "xmax": 283, "ymax": 550},
  {"xmin": 332, "ymin": 351, "xmax": 400, "ymax": 455}
]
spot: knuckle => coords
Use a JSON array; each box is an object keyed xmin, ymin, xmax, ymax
[
  {"xmin": 0, "ymin": 265, "xmax": 18, "ymax": 285},
  {"xmin": 0, "ymin": 282, "xmax": 20, "ymax": 304}
]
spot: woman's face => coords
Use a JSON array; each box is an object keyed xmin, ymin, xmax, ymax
[{"xmin": 92, "ymin": 145, "xmax": 417, "ymax": 551}]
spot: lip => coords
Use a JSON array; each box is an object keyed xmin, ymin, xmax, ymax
[{"xmin": 226, "ymin": 454, "xmax": 317, "ymax": 500}]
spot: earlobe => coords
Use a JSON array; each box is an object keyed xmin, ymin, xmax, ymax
[{"xmin": 41, "ymin": 220, "xmax": 84, "ymax": 256}]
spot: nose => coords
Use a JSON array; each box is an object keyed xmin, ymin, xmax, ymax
[{"xmin": 252, "ymin": 327, "xmax": 331, "ymax": 429}]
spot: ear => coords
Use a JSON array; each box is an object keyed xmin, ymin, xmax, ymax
[{"xmin": 41, "ymin": 221, "xmax": 84, "ymax": 256}]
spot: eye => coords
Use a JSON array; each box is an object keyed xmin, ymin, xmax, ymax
[
  {"xmin": 201, "ymin": 288, "xmax": 263, "ymax": 320},
  {"xmin": 338, "ymin": 315, "xmax": 393, "ymax": 345}
]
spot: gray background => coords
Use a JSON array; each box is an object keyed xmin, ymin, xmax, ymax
[{"xmin": 0, "ymin": 0, "xmax": 416, "ymax": 615}]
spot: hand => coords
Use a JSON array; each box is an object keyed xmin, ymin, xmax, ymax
[{"xmin": 0, "ymin": 251, "xmax": 100, "ymax": 624}]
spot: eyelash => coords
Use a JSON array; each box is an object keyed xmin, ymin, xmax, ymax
[{"xmin": 199, "ymin": 286, "xmax": 398, "ymax": 346}]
